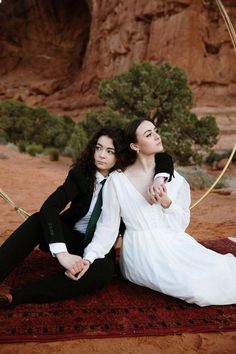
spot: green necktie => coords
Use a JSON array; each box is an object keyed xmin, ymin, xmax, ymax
[{"xmin": 83, "ymin": 179, "xmax": 106, "ymax": 248}]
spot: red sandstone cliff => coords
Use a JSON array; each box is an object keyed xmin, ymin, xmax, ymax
[{"xmin": 0, "ymin": 0, "xmax": 235, "ymax": 149}]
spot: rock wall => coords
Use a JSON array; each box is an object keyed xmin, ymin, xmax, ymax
[{"xmin": 0, "ymin": 0, "xmax": 235, "ymax": 149}]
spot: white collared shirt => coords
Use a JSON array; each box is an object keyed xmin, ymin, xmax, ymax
[
  {"xmin": 74, "ymin": 172, "xmax": 106, "ymax": 233},
  {"xmin": 49, "ymin": 171, "xmax": 106, "ymax": 255}
]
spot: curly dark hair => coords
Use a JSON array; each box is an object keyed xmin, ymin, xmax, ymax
[{"xmin": 74, "ymin": 126, "xmax": 125, "ymax": 192}]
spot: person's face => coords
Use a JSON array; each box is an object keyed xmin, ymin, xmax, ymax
[
  {"xmin": 94, "ymin": 135, "xmax": 117, "ymax": 176},
  {"xmin": 132, "ymin": 120, "xmax": 163, "ymax": 155}
]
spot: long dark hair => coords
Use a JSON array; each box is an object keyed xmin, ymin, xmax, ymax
[
  {"xmin": 74, "ymin": 126, "xmax": 124, "ymax": 191},
  {"xmin": 122, "ymin": 118, "xmax": 155, "ymax": 168}
]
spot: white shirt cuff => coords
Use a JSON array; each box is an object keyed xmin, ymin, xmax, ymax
[
  {"xmin": 83, "ymin": 251, "xmax": 99, "ymax": 264},
  {"xmin": 154, "ymin": 173, "xmax": 169, "ymax": 181},
  {"xmin": 49, "ymin": 242, "xmax": 68, "ymax": 256}
]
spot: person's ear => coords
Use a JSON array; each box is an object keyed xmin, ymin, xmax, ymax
[{"xmin": 130, "ymin": 143, "xmax": 140, "ymax": 152}]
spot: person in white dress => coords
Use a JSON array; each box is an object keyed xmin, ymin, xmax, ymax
[{"xmin": 74, "ymin": 118, "xmax": 236, "ymax": 307}]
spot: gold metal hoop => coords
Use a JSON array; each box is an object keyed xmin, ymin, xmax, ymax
[
  {"xmin": 191, "ymin": 0, "xmax": 236, "ymax": 209},
  {"xmin": 190, "ymin": 143, "xmax": 236, "ymax": 209}
]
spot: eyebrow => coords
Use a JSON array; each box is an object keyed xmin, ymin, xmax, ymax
[
  {"xmin": 143, "ymin": 129, "xmax": 152, "ymax": 135},
  {"xmin": 96, "ymin": 143, "xmax": 115, "ymax": 151},
  {"xmin": 143, "ymin": 126, "xmax": 158, "ymax": 135}
]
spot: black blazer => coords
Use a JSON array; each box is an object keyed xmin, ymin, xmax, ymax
[{"xmin": 39, "ymin": 152, "xmax": 174, "ymax": 244}]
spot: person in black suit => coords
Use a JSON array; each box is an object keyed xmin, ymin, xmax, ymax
[{"xmin": 0, "ymin": 125, "xmax": 174, "ymax": 306}]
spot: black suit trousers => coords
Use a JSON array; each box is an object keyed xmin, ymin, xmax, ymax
[{"xmin": 0, "ymin": 213, "xmax": 115, "ymax": 305}]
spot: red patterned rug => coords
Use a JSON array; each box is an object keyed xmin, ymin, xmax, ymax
[{"xmin": 0, "ymin": 238, "xmax": 236, "ymax": 343}]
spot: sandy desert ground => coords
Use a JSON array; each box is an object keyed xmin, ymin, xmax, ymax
[{"xmin": 0, "ymin": 144, "xmax": 236, "ymax": 354}]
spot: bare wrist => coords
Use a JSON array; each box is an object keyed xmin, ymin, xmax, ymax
[{"xmin": 55, "ymin": 251, "xmax": 68, "ymax": 259}]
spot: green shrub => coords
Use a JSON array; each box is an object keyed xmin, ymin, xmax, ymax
[
  {"xmin": 0, "ymin": 100, "xmax": 75, "ymax": 150},
  {"xmin": 99, "ymin": 62, "xmax": 219, "ymax": 165},
  {"xmin": 39, "ymin": 114, "xmax": 75, "ymax": 149},
  {"xmin": 0, "ymin": 132, "xmax": 7, "ymax": 145},
  {"xmin": 0, "ymin": 100, "xmax": 32, "ymax": 144},
  {"xmin": 44, "ymin": 147, "xmax": 60, "ymax": 161},
  {"xmin": 160, "ymin": 112, "xmax": 219, "ymax": 165},
  {"xmin": 69, "ymin": 123, "xmax": 88, "ymax": 161},
  {"xmin": 17, "ymin": 141, "xmax": 26, "ymax": 152},
  {"xmin": 99, "ymin": 62, "xmax": 192, "ymax": 123},
  {"xmin": 25, "ymin": 144, "xmax": 43, "ymax": 156}
]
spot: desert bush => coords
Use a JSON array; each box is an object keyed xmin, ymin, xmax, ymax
[
  {"xmin": 69, "ymin": 123, "xmax": 88, "ymax": 161},
  {"xmin": 0, "ymin": 100, "xmax": 33, "ymax": 144},
  {"xmin": 44, "ymin": 147, "xmax": 60, "ymax": 161},
  {"xmin": 40, "ymin": 114, "xmax": 75, "ymax": 149},
  {"xmin": 25, "ymin": 144, "xmax": 43, "ymax": 156},
  {"xmin": 0, "ymin": 132, "xmax": 7, "ymax": 145},
  {"xmin": 0, "ymin": 100, "xmax": 75, "ymax": 150},
  {"xmin": 99, "ymin": 62, "xmax": 219, "ymax": 165},
  {"xmin": 17, "ymin": 141, "xmax": 27, "ymax": 152}
]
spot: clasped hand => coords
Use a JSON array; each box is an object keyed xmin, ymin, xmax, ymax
[
  {"xmin": 148, "ymin": 178, "xmax": 172, "ymax": 208},
  {"xmin": 56, "ymin": 252, "xmax": 90, "ymax": 281}
]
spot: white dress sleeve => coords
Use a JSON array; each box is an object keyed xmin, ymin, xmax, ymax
[
  {"xmin": 162, "ymin": 173, "xmax": 191, "ymax": 232},
  {"xmin": 83, "ymin": 175, "xmax": 121, "ymax": 263}
]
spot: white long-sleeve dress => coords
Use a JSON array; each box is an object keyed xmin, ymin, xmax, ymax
[{"xmin": 84, "ymin": 170, "xmax": 236, "ymax": 307}]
